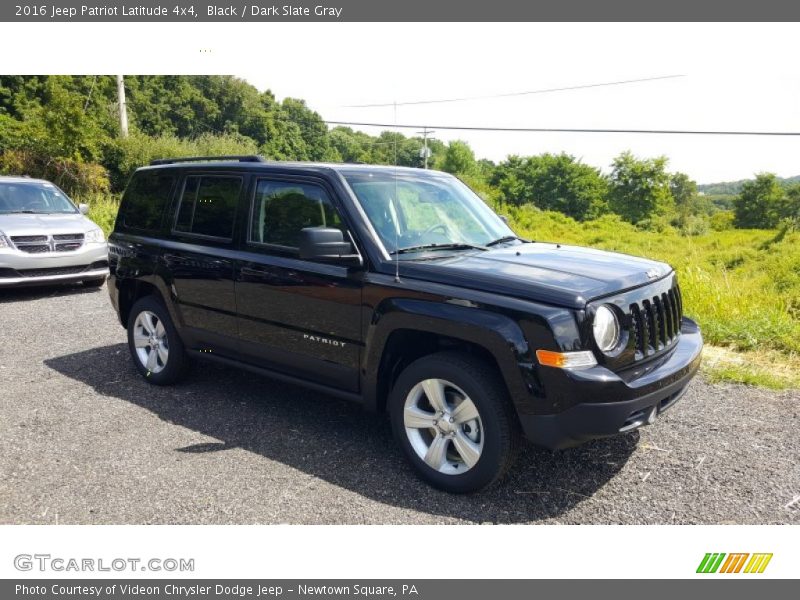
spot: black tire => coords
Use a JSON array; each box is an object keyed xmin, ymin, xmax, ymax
[
  {"xmin": 126, "ymin": 295, "xmax": 189, "ymax": 385},
  {"xmin": 82, "ymin": 278, "xmax": 105, "ymax": 288},
  {"xmin": 389, "ymin": 352, "xmax": 520, "ymax": 493}
]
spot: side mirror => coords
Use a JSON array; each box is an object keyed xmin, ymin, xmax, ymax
[
  {"xmin": 299, "ymin": 227, "xmax": 363, "ymax": 268},
  {"xmin": 498, "ymin": 214, "xmax": 509, "ymax": 225},
  {"xmin": 78, "ymin": 203, "xmax": 90, "ymax": 215}
]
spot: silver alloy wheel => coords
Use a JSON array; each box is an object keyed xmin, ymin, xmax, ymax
[
  {"xmin": 403, "ymin": 378, "xmax": 484, "ymax": 475},
  {"xmin": 132, "ymin": 310, "xmax": 169, "ymax": 374}
]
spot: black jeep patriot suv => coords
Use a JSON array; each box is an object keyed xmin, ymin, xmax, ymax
[{"xmin": 108, "ymin": 156, "xmax": 703, "ymax": 493}]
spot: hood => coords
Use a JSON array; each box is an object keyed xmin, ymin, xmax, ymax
[
  {"xmin": 401, "ymin": 242, "xmax": 673, "ymax": 308},
  {"xmin": 0, "ymin": 213, "xmax": 97, "ymax": 236}
]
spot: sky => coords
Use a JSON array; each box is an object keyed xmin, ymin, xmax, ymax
[
  {"xmin": 5, "ymin": 22, "xmax": 799, "ymax": 184},
  {"xmin": 234, "ymin": 23, "xmax": 800, "ymax": 184}
]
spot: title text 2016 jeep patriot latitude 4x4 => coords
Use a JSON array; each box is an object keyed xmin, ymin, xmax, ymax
[{"xmin": 108, "ymin": 156, "xmax": 703, "ymax": 493}]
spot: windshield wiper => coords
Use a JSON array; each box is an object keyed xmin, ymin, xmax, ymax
[
  {"xmin": 486, "ymin": 235, "xmax": 528, "ymax": 247},
  {"xmin": 390, "ymin": 242, "xmax": 488, "ymax": 256}
]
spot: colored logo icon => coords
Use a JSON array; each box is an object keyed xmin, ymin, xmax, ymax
[{"xmin": 697, "ymin": 553, "xmax": 773, "ymax": 574}]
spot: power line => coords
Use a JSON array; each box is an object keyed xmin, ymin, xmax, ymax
[
  {"xmin": 343, "ymin": 75, "xmax": 686, "ymax": 108},
  {"xmin": 321, "ymin": 120, "xmax": 800, "ymax": 136},
  {"xmin": 128, "ymin": 104, "xmax": 800, "ymax": 140}
]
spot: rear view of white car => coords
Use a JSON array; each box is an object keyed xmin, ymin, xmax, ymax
[{"xmin": 0, "ymin": 176, "xmax": 108, "ymax": 287}]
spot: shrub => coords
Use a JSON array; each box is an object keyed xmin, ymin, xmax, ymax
[
  {"xmin": 710, "ymin": 210, "xmax": 735, "ymax": 231},
  {"xmin": 79, "ymin": 193, "xmax": 120, "ymax": 235},
  {"xmin": 637, "ymin": 214, "xmax": 677, "ymax": 234},
  {"xmin": 104, "ymin": 132, "xmax": 259, "ymax": 190},
  {"xmin": 492, "ymin": 153, "xmax": 609, "ymax": 221},
  {"xmin": 0, "ymin": 149, "xmax": 110, "ymax": 196},
  {"xmin": 677, "ymin": 214, "xmax": 710, "ymax": 236}
]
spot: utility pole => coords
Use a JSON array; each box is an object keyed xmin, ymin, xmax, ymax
[
  {"xmin": 417, "ymin": 128, "xmax": 435, "ymax": 169},
  {"xmin": 116, "ymin": 75, "xmax": 129, "ymax": 138}
]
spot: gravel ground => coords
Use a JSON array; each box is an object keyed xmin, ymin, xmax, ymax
[{"xmin": 1, "ymin": 283, "xmax": 798, "ymax": 525}]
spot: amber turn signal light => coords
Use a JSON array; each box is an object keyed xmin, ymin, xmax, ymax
[{"xmin": 536, "ymin": 349, "xmax": 597, "ymax": 369}]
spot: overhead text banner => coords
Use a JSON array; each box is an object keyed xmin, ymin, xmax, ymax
[{"xmin": 4, "ymin": 0, "xmax": 800, "ymax": 22}]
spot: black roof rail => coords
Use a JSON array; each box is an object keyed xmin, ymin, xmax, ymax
[{"xmin": 149, "ymin": 155, "xmax": 265, "ymax": 166}]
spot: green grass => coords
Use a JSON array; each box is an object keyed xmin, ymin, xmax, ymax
[{"xmin": 701, "ymin": 346, "xmax": 800, "ymax": 390}]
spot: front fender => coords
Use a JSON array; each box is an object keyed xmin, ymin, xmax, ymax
[{"xmin": 362, "ymin": 297, "xmax": 536, "ymax": 412}]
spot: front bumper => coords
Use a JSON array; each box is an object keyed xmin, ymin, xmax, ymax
[
  {"xmin": 0, "ymin": 243, "xmax": 109, "ymax": 287},
  {"xmin": 520, "ymin": 318, "xmax": 703, "ymax": 449}
]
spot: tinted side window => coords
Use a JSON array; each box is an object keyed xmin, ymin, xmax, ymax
[
  {"xmin": 250, "ymin": 180, "xmax": 344, "ymax": 248},
  {"xmin": 120, "ymin": 171, "xmax": 176, "ymax": 231},
  {"xmin": 174, "ymin": 175, "xmax": 242, "ymax": 240}
]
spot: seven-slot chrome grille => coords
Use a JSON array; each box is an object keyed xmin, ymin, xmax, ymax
[
  {"xmin": 630, "ymin": 285, "xmax": 683, "ymax": 359},
  {"xmin": 10, "ymin": 233, "xmax": 84, "ymax": 253}
]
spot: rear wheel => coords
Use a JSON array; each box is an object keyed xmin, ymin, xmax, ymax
[
  {"xmin": 127, "ymin": 295, "xmax": 189, "ymax": 385},
  {"xmin": 389, "ymin": 352, "xmax": 519, "ymax": 493}
]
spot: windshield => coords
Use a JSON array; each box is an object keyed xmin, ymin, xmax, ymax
[
  {"xmin": 343, "ymin": 171, "xmax": 514, "ymax": 256},
  {"xmin": 0, "ymin": 181, "xmax": 78, "ymax": 214}
]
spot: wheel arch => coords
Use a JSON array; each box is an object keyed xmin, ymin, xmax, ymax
[
  {"xmin": 362, "ymin": 298, "xmax": 533, "ymax": 414},
  {"xmin": 117, "ymin": 275, "xmax": 178, "ymax": 330}
]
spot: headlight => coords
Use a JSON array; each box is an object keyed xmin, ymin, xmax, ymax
[
  {"xmin": 0, "ymin": 231, "xmax": 9, "ymax": 248},
  {"xmin": 593, "ymin": 305, "xmax": 621, "ymax": 353},
  {"xmin": 85, "ymin": 228, "xmax": 105, "ymax": 243}
]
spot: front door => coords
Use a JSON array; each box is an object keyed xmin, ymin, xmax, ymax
[{"xmin": 234, "ymin": 176, "xmax": 363, "ymax": 392}]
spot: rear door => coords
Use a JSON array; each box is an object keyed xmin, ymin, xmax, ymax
[
  {"xmin": 163, "ymin": 172, "xmax": 245, "ymax": 356},
  {"xmin": 234, "ymin": 176, "xmax": 363, "ymax": 392}
]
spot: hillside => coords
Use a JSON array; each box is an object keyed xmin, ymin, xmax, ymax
[{"xmin": 699, "ymin": 174, "xmax": 800, "ymax": 195}]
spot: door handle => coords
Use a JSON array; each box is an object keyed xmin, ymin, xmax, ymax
[{"xmin": 240, "ymin": 265, "xmax": 273, "ymax": 278}]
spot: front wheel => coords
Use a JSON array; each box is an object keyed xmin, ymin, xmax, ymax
[
  {"xmin": 389, "ymin": 352, "xmax": 520, "ymax": 493},
  {"xmin": 127, "ymin": 295, "xmax": 189, "ymax": 385}
]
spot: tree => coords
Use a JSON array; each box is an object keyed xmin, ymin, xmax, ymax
[
  {"xmin": 492, "ymin": 153, "xmax": 609, "ymax": 220},
  {"xmin": 280, "ymin": 97, "xmax": 337, "ymax": 161},
  {"xmin": 608, "ymin": 152, "xmax": 675, "ymax": 224},
  {"xmin": 734, "ymin": 173, "xmax": 785, "ymax": 229},
  {"xmin": 328, "ymin": 127, "xmax": 371, "ymax": 163},
  {"xmin": 365, "ymin": 131, "xmax": 424, "ymax": 167},
  {"xmin": 779, "ymin": 184, "xmax": 800, "ymax": 230},
  {"xmin": 670, "ymin": 172, "xmax": 700, "ymax": 226},
  {"xmin": 670, "ymin": 172, "xmax": 698, "ymax": 212},
  {"xmin": 441, "ymin": 140, "xmax": 476, "ymax": 176}
]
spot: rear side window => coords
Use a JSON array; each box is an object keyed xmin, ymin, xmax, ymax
[
  {"xmin": 120, "ymin": 171, "xmax": 176, "ymax": 231},
  {"xmin": 250, "ymin": 180, "xmax": 344, "ymax": 248},
  {"xmin": 174, "ymin": 175, "xmax": 242, "ymax": 240}
]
